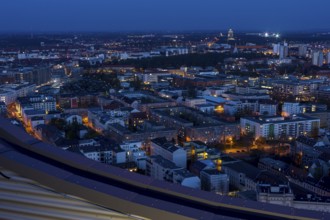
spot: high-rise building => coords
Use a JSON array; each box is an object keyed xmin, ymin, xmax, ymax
[
  {"xmin": 326, "ymin": 52, "xmax": 330, "ymax": 64},
  {"xmin": 319, "ymin": 52, "xmax": 324, "ymax": 66},
  {"xmin": 273, "ymin": 43, "xmax": 280, "ymax": 55},
  {"xmin": 274, "ymin": 42, "xmax": 289, "ymax": 59},
  {"xmin": 298, "ymin": 45, "xmax": 308, "ymax": 57},
  {"xmin": 33, "ymin": 66, "xmax": 52, "ymax": 86},
  {"xmin": 312, "ymin": 52, "xmax": 319, "ymax": 66},
  {"xmin": 312, "ymin": 51, "xmax": 324, "ymax": 67},
  {"xmin": 227, "ymin": 29, "xmax": 234, "ymax": 41},
  {"xmin": 279, "ymin": 42, "xmax": 288, "ymax": 59},
  {"xmin": 15, "ymin": 66, "xmax": 52, "ymax": 86}
]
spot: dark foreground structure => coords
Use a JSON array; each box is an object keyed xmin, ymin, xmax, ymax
[{"xmin": 0, "ymin": 116, "xmax": 328, "ymax": 220}]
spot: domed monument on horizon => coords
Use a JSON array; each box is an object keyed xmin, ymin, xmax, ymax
[{"xmin": 228, "ymin": 28, "xmax": 235, "ymax": 41}]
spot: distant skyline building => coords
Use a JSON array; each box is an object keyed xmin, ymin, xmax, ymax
[
  {"xmin": 273, "ymin": 42, "xmax": 288, "ymax": 59},
  {"xmin": 312, "ymin": 51, "xmax": 324, "ymax": 67},
  {"xmin": 327, "ymin": 52, "xmax": 330, "ymax": 64},
  {"xmin": 227, "ymin": 29, "xmax": 234, "ymax": 41},
  {"xmin": 279, "ymin": 42, "xmax": 288, "ymax": 60},
  {"xmin": 298, "ymin": 44, "xmax": 308, "ymax": 57}
]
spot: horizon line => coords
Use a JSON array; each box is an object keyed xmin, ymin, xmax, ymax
[{"xmin": 1, "ymin": 29, "xmax": 330, "ymax": 35}]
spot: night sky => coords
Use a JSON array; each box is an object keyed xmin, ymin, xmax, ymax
[{"xmin": 1, "ymin": 0, "xmax": 329, "ymax": 32}]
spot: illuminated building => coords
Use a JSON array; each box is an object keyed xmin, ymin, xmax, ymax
[
  {"xmin": 228, "ymin": 29, "xmax": 234, "ymax": 41},
  {"xmin": 241, "ymin": 115, "xmax": 320, "ymax": 140},
  {"xmin": 151, "ymin": 107, "xmax": 240, "ymax": 144}
]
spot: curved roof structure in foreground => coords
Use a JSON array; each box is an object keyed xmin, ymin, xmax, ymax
[
  {"xmin": 0, "ymin": 167, "xmax": 147, "ymax": 220},
  {"xmin": 0, "ymin": 116, "xmax": 329, "ymax": 220}
]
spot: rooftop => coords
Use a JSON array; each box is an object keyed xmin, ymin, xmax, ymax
[
  {"xmin": 149, "ymin": 155, "xmax": 180, "ymax": 169},
  {"xmin": 223, "ymin": 161, "xmax": 263, "ymax": 180},
  {"xmin": 242, "ymin": 114, "xmax": 319, "ymax": 125},
  {"xmin": 201, "ymin": 168, "xmax": 225, "ymax": 176},
  {"xmin": 257, "ymin": 184, "xmax": 292, "ymax": 194},
  {"xmin": 152, "ymin": 137, "xmax": 181, "ymax": 153}
]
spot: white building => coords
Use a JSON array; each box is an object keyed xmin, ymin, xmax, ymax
[
  {"xmin": 150, "ymin": 137, "xmax": 187, "ymax": 168},
  {"xmin": 79, "ymin": 139, "xmax": 99, "ymax": 147},
  {"xmin": 257, "ymin": 184, "xmax": 330, "ymax": 213},
  {"xmin": 282, "ymin": 102, "xmax": 325, "ymax": 117},
  {"xmin": 0, "ymin": 83, "xmax": 36, "ymax": 105},
  {"xmin": 132, "ymin": 150, "xmax": 147, "ymax": 170},
  {"xmin": 259, "ymin": 103, "xmax": 277, "ymax": 116},
  {"xmin": 227, "ymin": 29, "xmax": 234, "ymax": 40},
  {"xmin": 257, "ymin": 184, "xmax": 294, "ymax": 206},
  {"xmin": 142, "ymin": 73, "xmax": 158, "ymax": 83},
  {"xmin": 164, "ymin": 47, "xmax": 188, "ymax": 56},
  {"xmin": 273, "ymin": 43, "xmax": 280, "ymax": 55},
  {"xmin": 200, "ymin": 169, "xmax": 229, "ymax": 195},
  {"xmin": 173, "ymin": 169, "xmax": 201, "ymax": 189},
  {"xmin": 235, "ymin": 87, "xmax": 268, "ymax": 94},
  {"xmin": 142, "ymin": 72, "xmax": 170, "ymax": 84},
  {"xmin": 184, "ymin": 98, "xmax": 206, "ymax": 108},
  {"xmin": 208, "ymin": 86, "xmax": 235, "ymax": 97},
  {"xmin": 146, "ymin": 155, "xmax": 182, "ymax": 182},
  {"xmin": 279, "ymin": 42, "xmax": 288, "ymax": 59},
  {"xmin": 16, "ymin": 95, "xmax": 56, "ymax": 116},
  {"xmin": 240, "ymin": 115, "xmax": 320, "ymax": 140},
  {"xmin": 120, "ymin": 141, "xmax": 142, "ymax": 152},
  {"xmin": 282, "ymin": 102, "xmax": 300, "ymax": 117},
  {"xmin": 273, "ymin": 42, "xmax": 289, "ymax": 59},
  {"xmin": 0, "ymin": 89, "xmax": 16, "ymax": 105},
  {"xmin": 22, "ymin": 109, "xmax": 46, "ymax": 125},
  {"xmin": 119, "ymin": 141, "xmax": 145, "ymax": 165},
  {"xmin": 79, "ymin": 144, "xmax": 126, "ymax": 165},
  {"xmin": 88, "ymin": 108, "xmax": 131, "ymax": 132}
]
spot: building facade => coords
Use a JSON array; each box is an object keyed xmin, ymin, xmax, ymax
[{"xmin": 241, "ymin": 115, "xmax": 320, "ymax": 140}]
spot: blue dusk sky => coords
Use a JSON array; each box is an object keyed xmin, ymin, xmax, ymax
[{"xmin": 0, "ymin": 0, "xmax": 329, "ymax": 32}]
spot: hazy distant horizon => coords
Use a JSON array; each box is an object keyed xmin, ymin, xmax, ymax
[{"xmin": 1, "ymin": 29, "xmax": 330, "ymax": 35}]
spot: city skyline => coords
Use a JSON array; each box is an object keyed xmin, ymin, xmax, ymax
[
  {"xmin": 1, "ymin": 0, "xmax": 330, "ymax": 32},
  {"xmin": 1, "ymin": 1, "xmax": 330, "ymax": 219}
]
